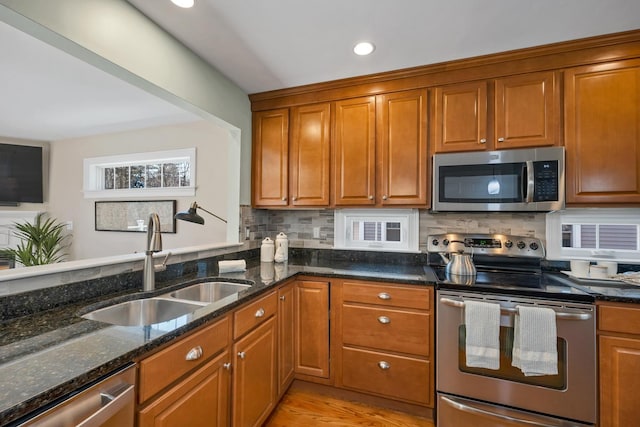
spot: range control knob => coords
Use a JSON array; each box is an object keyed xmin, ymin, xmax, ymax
[
  {"xmin": 431, "ymin": 239, "xmax": 439, "ymax": 247},
  {"xmin": 443, "ymin": 239, "xmax": 450, "ymax": 246},
  {"xmin": 504, "ymin": 240, "xmax": 513, "ymax": 249},
  {"xmin": 517, "ymin": 241, "xmax": 526, "ymax": 250},
  {"xmin": 529, "ymin": 242, "xmax": 539, "ymax": 251}
]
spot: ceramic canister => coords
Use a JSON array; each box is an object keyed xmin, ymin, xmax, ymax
[
  {"xmin": 275, "ymin": 232, "xmax": 288, "ymax": 262},
  {"xmin": 260, "ymin": 237, "xmax": 275, "ymax": 262}
]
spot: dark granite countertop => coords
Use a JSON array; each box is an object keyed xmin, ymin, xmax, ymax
[
  {"xmin": 0, "ymin": 257, "xmax": 432, "ymax": 425},
  {"xmin": 1, "ymin": 249, "xmax": 638, "ymax": 426}
]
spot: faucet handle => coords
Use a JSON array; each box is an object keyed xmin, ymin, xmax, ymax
[{"xmin": 154, "ymin": 252, "xmax": 172, "ymax": 272}]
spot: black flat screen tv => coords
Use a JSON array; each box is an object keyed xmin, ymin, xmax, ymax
[{"xmin": 0, "ymin": 143, "xmax": 44, "ymax": 204}]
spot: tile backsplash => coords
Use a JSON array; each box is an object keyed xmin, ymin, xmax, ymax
[{"xmin": 241, "ymin": 206, "xmax": 546, "ymax": 252}]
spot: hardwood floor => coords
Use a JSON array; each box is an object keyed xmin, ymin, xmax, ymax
[{"xmin": 265, "ymin": 386, "xmax": 435, "ymax": 426}]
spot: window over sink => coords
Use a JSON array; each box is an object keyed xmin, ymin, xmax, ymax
[{"xmin": 546, "ymin": 209, "xmax": 640, "ymax": 263}]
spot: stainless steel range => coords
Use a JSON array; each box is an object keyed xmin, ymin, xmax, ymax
[{"xmin": 429, "ymin": 233, "xmax": 596, "ymax": 427}]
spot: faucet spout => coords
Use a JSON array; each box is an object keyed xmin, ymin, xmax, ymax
[{"xmin": 143, "ymin": 213, "xmax": 162, "ymax": 292}]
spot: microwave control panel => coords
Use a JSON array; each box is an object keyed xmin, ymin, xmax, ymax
[{"xmin": 532, "ymin": 161, "xmax": 559, "ymax": 201}]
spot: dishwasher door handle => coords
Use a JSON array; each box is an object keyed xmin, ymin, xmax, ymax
[{"xmin": 76, "ymin": 383, "xmax": 135, "ymax": 427}]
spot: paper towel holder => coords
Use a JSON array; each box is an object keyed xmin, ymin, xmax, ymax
[{"xmin": 175, "ymin": 201, "xmax": 226, "ymax": 225}]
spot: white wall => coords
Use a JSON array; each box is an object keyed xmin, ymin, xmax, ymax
[
  {"xmin": 0, "ymin": 0, "xmax": 252, "ymax": 205},
  {"xmin": 47, "ymin": 120, "xmax": 231, "ymax": 261}
]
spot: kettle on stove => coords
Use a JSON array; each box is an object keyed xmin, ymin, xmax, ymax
[{"xmin": 439, "ymin": 240, "xmax": 477, "ymax": 277}]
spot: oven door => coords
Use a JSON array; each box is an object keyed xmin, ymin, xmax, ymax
[{"xmin": 436, "ymin": 290, "xmax": 596, "ymax": 425}]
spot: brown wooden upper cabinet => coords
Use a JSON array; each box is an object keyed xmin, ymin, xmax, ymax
[
  {"xmin": 431, "ymin": 71, "xmax": 560, "ymax": 153},
  {"xmin": 333, "ymin": 89, "xmax": 428, "ymax": 207},
  {"xmin": 564, "ymin": 59, "xmax": 640, "ymax": 205},
  {"xmin": 252, "ymin": 109, "xmax": 289, "ymax": 207},
  {"xmin": 252, "ymin": 104, "xmax": 331, "ymax": 207}
]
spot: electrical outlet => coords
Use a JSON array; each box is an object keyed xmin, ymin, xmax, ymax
[
  {"xmin": 245, "ymin": 227, "xmax": 250, "ymax": 240},
  {"xmin": 66, "ymin": 221, "xmax": 73, "ymax": 231},
  {"xmin": 313, "ymin": 227, "xmax": 320, "ymax": 238}
]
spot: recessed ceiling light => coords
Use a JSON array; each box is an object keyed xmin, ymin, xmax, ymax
[
  {"xmin": 353, "ymin": 42, "xmax": 375, "ymax": 56},
  {"xmin": 171, "ymin": 0, "xmax": 194, "ymax": 8}
]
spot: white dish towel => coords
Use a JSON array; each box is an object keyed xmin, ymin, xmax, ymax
[
  {"xmin": 512, "ymin": 305, "xmax": 558, "ymax": 376},
  {"xmin": 464, "ymin": 300, "xmax": 501, "ymax": 370}
]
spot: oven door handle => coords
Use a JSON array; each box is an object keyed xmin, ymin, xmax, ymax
[
  {"xmin": 440, "ymin": 395, "xmax": 565, "ymax": 427},
  {"xmin": 439, "ymin": 297, "xmax": 592, "ymax": 320}
]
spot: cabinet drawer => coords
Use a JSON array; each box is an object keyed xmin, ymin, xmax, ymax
[
  {"xmin": 341, "ymin": 347, "xmax": 431, "ymax": 405},
  {"xmin": 342, "ymin": 281, "xmax": 430, "ymax": 310},
  {"xmin": 139, "ymin": 315, "xmax": 230, "ymax": 403},
  {"xmin": 342, "ymin": 304, "xmax": 430, "ymax": 356},
  {"xmin": 599, "ymin": 303, "xmax": 640, "ymax": 335},
  {"xmin": 234, "ymin": 291, "xmax": 278, "ymax": 339}
]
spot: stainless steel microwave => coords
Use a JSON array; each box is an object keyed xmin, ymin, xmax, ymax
[{"xmin": 432, "ymin": 146, "xmax": 565, "ymax": 212}]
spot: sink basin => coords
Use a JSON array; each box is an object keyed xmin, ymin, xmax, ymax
[
  {"xmin": 82, "ymin": 298, "xmax": 203, "ymax": 326},
  {"xmin": 168, "ymin": 282, "xmax": 251, "ymax": 303}
]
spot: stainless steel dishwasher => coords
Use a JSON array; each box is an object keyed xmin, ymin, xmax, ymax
[{"xmin": 17, "ymin": 364, "xmax": 136, "ymax": 427}]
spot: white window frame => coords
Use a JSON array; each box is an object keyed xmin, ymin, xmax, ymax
[
  {"xmin": 546, "ymin": 208, "xmax": 640, "ymax": 263},
  {"xmin": 334, "ymin": 209, "xmax": 420, "ymax": 253},
  {"xmin": 83, "ymin": 148, "xmax": 196, "ymax": 199}
]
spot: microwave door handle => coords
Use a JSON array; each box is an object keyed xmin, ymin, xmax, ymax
[{"xmin": 525, "ymin": 160, "xmax": 535, "ymax": 203}]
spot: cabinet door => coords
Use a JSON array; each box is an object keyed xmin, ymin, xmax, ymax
[
  {"xmin": 252, "ymin": 109, "xmax": 289, "ymax": 207},
  {"xmin": 233, "ymin": 317, "xmax": 277, "ymax": 427},
  {"xmin": 295, "ymin": 280, "xmax": 330, "ymax": 378},
  {"xmin": 494, "ymin": 71, "xmax": 559, "ymax": 149},
  {"xmin": 289, "ymin": 103, "xmax": 331, "ymax": 206},
  {"xmin": 599, "ymin": 335, "xmax": 640, "ymax": 427},
  {"xmin": 333, "ymin": 96, "xmax": 377, "ymax": 205},
  {"xmin": 431, "ymin": 81, "xmax": 488, "ymax": 153},
  {"xmin": 377, "ymin": 89, "xmax": 428, "ymax": 206},
  {"xmin": 278, "ymin": 283, "xmax": 295, "ymax": 395},
  {"xmin": 139, "ymin": 351, "xmax": 231, "ymax": 427},
  {"xmin": 565, "ymin": 60, "xmax": 640, "ymax": 204}
]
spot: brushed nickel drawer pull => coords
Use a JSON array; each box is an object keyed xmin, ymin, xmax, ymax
[
  {"xmin": 223, "ymin": 363, "xmax": 231, "ymax": 370},
  {"xmin": 185, "ymin": 346, "xmax": 203, "ymax": 361},
  {"xmin": 280, "ymin": 295, "xmax": 286, "ymax": 301},
  {"xmin": 255, "ymin": 308, "xmax": 265, "ymax": 318},
  {"xmin": 378, "ymin": 361, "xmax": 390, "ymax": 370},
  {"xmin": 378, "ymin": 292, "xmax": 391, "ymax": 300},
  {"xmin": 378, "ymin": 316, "xmax": 391, "ymax": 324},
  {"xmin": 238, "ymin": 351, "xmax": 246, "ymax": 359}
]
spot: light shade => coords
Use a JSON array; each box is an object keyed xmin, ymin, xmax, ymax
[
  {"xmin": 171, "ymin": 0, "xmax": 194, "ymax": 8},
  {"xmin": 174, "ymin": 202, "xmax": 226, "ymax": 225},
  {"xmin": 353, "ymin": 41, "xmax": 375, "ymax": 56}
]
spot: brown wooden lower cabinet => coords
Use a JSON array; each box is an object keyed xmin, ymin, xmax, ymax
[
  {"xmin": 136, "ymin": 278, "xmax": 435, "ymax": 426},
  {"xmin": 232, "ymin": 316, "xmax": 278, "ymax": 427},
  {"xmin": 138, "ymin": 351, "xmax": 231, "ymax": 427},
  {"xmin": 342, "ymin": 347, "xmax": 431, "ymax": 405},
  {"xmin": 277, "ymin": 282, "xmax": 295, "ymax": 396},
  {"xmin": 598, "ymin": 302, "xmax": 640, "ymax": 427},
  {"xmin": 294, "ymin": 280, "xmax": 330, "ymax": 378},
  {"xmin": 334, "ymin": 279, "xmax": 434, "ymax": 408}
]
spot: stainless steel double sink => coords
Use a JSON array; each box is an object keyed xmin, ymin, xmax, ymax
[{"xmin": 81, "ymin": 282, "xmax": 252, "ymax": 326}]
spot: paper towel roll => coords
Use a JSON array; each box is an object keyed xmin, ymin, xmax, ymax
[{"xmin": 218, "ymin": 260, "xmax": 246, "ymax": 273}]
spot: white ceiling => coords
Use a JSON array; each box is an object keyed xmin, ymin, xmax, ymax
[
  {"xmin": 2, "ymin": 1, "xmax": 639, "ymax": 141},
  {"xmin": 0, "ymin": 20, "xmax": 198, "ymax": 141},
  {"xmin": 128, "ymin": 0, "xmax": 640, "ymax": 94}
]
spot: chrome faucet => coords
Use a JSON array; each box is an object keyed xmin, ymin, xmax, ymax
[{"xmin": 143, "ymin": 213, "xmax": 163, "ymax": 292}]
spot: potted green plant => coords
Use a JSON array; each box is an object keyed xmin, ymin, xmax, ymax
[{"xmin": 0, "ymin": 213, "xmax": 70, "ymax": 266}]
